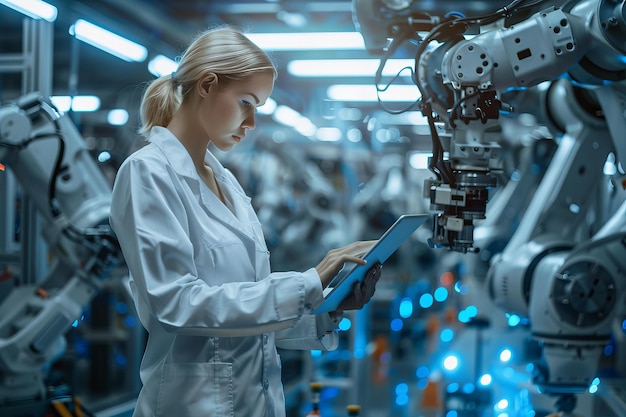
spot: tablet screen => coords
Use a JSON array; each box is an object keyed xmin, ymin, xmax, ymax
[{"xmin": 313, "ymin": 214, "xmax": 429, "ymax": 314}]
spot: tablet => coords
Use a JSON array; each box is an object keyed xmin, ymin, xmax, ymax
[{"xmin": 313, "ymin": 214, "xmax": 429, "ymax": 314}]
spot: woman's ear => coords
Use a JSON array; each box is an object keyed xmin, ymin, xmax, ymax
[{"xmin": 198, "ymin": 72, "xmax": 218, "ymax": 97}]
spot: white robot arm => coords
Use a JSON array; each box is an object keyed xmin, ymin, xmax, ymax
[
  {"xmin": 422, "ymin": 2, "xmax": 626, "ymax": 412},
  {"xmin": 0, "ymin": 93, "xmax": 121, "ymax": 414},
  {"xmin": 355, "ymin": 0, "xmax": 626, "ymax": 413},
  {"xmin": 414, "ymin": 0, "xmax": 626, "ymax": 253}
]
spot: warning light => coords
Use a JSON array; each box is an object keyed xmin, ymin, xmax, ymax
[{"xmin": 0, "ymin": 163, "xmax": 5, "ymax": 172}]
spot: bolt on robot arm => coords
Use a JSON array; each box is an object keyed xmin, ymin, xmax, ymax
[{"xmin": 0, "ymin": 93, "xmax": 121, "ymax": 412}]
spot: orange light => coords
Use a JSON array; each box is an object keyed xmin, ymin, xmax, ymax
[
  {"xmin": 0, "ymin": 163, "xmax": 5, "ymax": 171},
  {"xmin": 439, "ymin": 271, "xmax": 455, "ymax": 287}
]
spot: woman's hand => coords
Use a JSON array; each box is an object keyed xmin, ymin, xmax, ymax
[
  {"xmin": 315, "ymin": 241, "xmax": 377, "ymax": 289},
  {"xmin": 336, "ymin": 262, "xmax": 382, "ymax": 311}
]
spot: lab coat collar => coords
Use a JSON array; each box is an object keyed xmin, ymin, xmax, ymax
[{"xmin": 148, "ymin": 127, "xmax": 257, "ymax": 246}]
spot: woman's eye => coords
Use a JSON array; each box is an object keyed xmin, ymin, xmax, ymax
[{"xmin": 241, "ymin": 100, "xmax": 253, "ymax": 109}]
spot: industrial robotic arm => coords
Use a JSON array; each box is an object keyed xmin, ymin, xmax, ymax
[
  {"xmin": 355, "ymin": 0, "xmax": 626, "ymax": 413},
  {"xmin": 0, "ymin": 93, "xmax": 120, "ymax": 414},
  {"xmin": 414, "ymin": 0, "xmax": 626, "ymax": 253}
]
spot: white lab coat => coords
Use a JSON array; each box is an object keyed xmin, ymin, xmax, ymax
[{"xmin": 109, "ymin": 127, "xmax": 339, "ymax": 417}]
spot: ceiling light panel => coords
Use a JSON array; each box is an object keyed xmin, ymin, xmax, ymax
[{"xmin": 70, "ymin": 19, "xmax": 148, "ymax": 62}]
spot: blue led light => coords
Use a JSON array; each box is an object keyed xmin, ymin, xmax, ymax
[
  {"xmin": 446, "ymin": 382, "xmax": 459, "ymax": 393},
  {"xmin": 500, "ymin": 349, "xmax": 512, "ymax": 363},
  {"xmin": 338, "ymin": 317, "xmax": 352, "ymax": 331},
  {"xmin": 419, "ymin": 293, "xmax": 434, "ymax": 308},
  {"xmin": 507, "ymin": 314, "xmax": 521, "ymax": 327},
  {"xmin": 440, "ymin": 328, "xmax": 454, "ymax": 343},
  {"xmin": 416, "ymin": 366, "xmax": 429, "ymax": 379},
  {"xmin": 390, "ymin": 318, "xmax": 404, "ymax": 332},
  {"xmin": 395, "ymin": 394, "xmax": 409, "ymax": 406},
  {"xmin": 479, "ymin": 373, "xmax": 492, "ymax": 386},
  {"xmin": 399, "ymin": 298, "xmax": 413, "ymax": 318},
  {"xmin": 443, "ymin": 354, "xmax": 459, "ymax": 371},
  {"xmin": 395, "ymin": 383, "xmax": 408, "ymax": 395},
  {"xmin": 434, "ymin": 286, "xmax": 449, "ymax": 302}
]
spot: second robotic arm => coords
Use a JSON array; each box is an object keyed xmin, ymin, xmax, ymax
[{"xmin": 0, "ymin": 93, "xmax": 121, "ymax": 412}]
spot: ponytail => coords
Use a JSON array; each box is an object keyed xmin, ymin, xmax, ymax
[{"xmin": 138, "ymin": 74, "xmax": 181, "ymax": 138}]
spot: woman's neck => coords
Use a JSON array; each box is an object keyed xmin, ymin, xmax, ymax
[{"xmin": 167, "ymin": 104, "xmax": 209, "ymax": 172}]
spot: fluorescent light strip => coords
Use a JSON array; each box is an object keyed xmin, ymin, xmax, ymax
[
  {"xmin": 257, "ymin": 98, "xmax": 277, "ymax": 115},
  {"xmin": 51, "ymin": 96, "xmax": 101, "ymax": 112},
  {"xmin": 327, "ymin": 84, "xmax": 421, "ymax": 102},
  {"xmin": 0, "ymin": 0, "xmax": 57, "ymax": 22},
  {"xmin": 273, "ymin": 105, "xmax": 317, "ymax": 137},
  {"xmin": 246, "ymin": 32, "xmax": 365, "ymax": 51},
  {"xmin": 148, "ymin": 55, "xmax": 178, "ymax": 77},
  {"xmin": 70, "ymin": 19, "xmax": 148, "ymax": 62},
  {"xmin": 288, "ymin": 59, "xmax": 414, "ymax": 78}
]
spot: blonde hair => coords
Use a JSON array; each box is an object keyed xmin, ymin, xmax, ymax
[{"xmin": 138, "ymin": 25, "xmax": 277, "ymax": 138}]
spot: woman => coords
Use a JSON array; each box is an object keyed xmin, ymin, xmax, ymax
[{"xmin": 109, "ymin": 25, "xmax": 381, "ymax": 417}]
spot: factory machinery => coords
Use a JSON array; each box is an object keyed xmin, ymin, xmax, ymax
[
  {"xmin": 1, "ymin": 0, "xmax": 626, "ymax": 415},
  {"xmin": 354, "ymin": 0, "xmax": 626, "ymax": 415}
]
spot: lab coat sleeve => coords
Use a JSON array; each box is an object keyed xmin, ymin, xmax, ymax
[
  {"xmin": 275, "ymin": 310, "xmax": 340, "ymax": 351},
  {"xmin": 110, "ymin": 156, "xmax": 324, "ymax": 337}
]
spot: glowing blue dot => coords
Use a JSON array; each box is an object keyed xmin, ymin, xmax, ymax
[
  {"xmin": 311, "ymin": 350, "xmax": 322, "ymax": 357},
  {"xmin": 115, "ymin": 353, "xmax": 127, "ymax": 367},
  {"xmin": 322, "ymin": 386, "xmax": 340, "ymax": 400},
  {"xmin": 434, "ymin": 287, "xmax": 449, "ymax": 302},
  {"xmin": 446, "ymin": 382, "xmax": 459, "ymax": 393},
  {"xmin": 622, "ymin": 319, "xmax": 626, "ymax": 332},
  {"xmin": 465, "ymin": 305, "xmax": 478, "ymax": 317},
  {"xmin": 443, "ymin": 354, "xmax": 459, "ymax": 371},
  {"xmin": 496, "ymin": 399, "xmax": 509, "ymax": 409},
  {"xmin": 458, "ymin": 310, "xmax": 470, "ymax": 323},
  {"xmin": 416, "ymin": 366, "xmax": 429, "ymax": 379},
  {"xmin": 399, "ymin": 298, "xmax": 413, "ymax": 318},
  {"xmin": 500, "ymin": 349, "xmax": 512, "ymax": 362},
  {"xmin": 395, "ymin": 383, "xmax": 408, "ymax": 395},
  {"xmin": 479, "ymin": 374, "xmax": 492, "ymax": 386},
  {"xmin": 440, "ymin": 328, "xmax": 454, "ymax": 343},
  {"xmin": 419, "ymin": 293, "xmax": 434, "ymax": 308},
  {"xmin": 446, "ymin": 411, "xmax": 458, "ymax": 417},
  {"xmin": 454, "ymin": 281, "xmax": 469, "ymax": 294},
  {"xmin": 507, "ymin": 314, "xmax": 521, "ymax": 327},
  {"xmin": 390, "ymin": 318, "xmax": 404, "ymax": 332},
  {"xmin": 115, "ymin": 302, "xmax": 128, "ymax": 315},
  {"xmin": 72, "ymin": 320, "xmax": 79, "ymax": 328},
  {"xmin": 123, "ymin": 316, "xmax": 137, "ymax": 327},
  {"xmin": 395, "ymin": 394, "xmax": 409, "ymax": 406},
  {"xmin": 592, "ymin": 377, "xmax": 600, "ymax": 386},
  {"xmin": 338, "ymin": 317, "xmax": 352, "ymax": 331},
  {"xmin": 589, "ymin": 384, "xmax": 598, "ymax": 394},
  {"xmin": 416, "ymin": 379, "xmax": 429, "ymax": 389},
  {"xmin": 525, "ymin": 363, "xmax": 535, "ymax": 373}
]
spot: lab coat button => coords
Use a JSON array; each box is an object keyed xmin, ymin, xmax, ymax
[
  {"xmin": 263, "ymin": 380, "xmax": 269, "ymax": 390},
  {"xmin": 263, "ymin": 334, "xmax": 268, "ymax": 343}
]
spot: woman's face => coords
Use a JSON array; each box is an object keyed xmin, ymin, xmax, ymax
[{"xmin": 197, "ymin": 70, "xmax": 274, "ymax": 151}]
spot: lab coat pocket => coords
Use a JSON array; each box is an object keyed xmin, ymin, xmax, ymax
[{"xmin": 156, "ymin": 362, "xmax": 234, "ymax": 417}]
